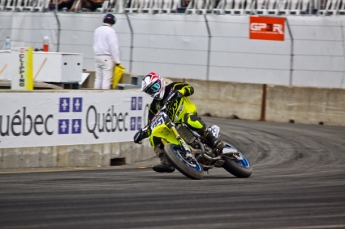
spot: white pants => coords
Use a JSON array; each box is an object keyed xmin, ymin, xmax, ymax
[{"xmin": 94, "ymin": 55, "xmax": 114, "ymax": 89}]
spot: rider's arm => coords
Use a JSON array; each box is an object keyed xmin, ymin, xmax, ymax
[
  {"xmin": 147, "ymin": 103, "xmax": 157, "ymax": 123},
  {"xmin": 172, "ymin": 83, "xmax": 194, "ymax": 97},
  {"xmin": 134, "ymin": 103, "xmax": 156, "ymax": 144},
  {"xmin": 137, "ymin": 104, "xmax": 156, "ymax": 141}
]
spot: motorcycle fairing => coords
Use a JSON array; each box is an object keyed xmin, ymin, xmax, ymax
[{"xmin": 150, "ymin": 124, "xmax": 180, "ymax": 146}]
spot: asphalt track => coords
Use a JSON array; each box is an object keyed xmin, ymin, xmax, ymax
[{"xmin": 0, "ymin": 117, "xmax": 344, "ymax": 229}]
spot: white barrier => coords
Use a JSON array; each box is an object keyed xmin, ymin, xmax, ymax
[{"xmin": 0, "ymin": 91, "xmax": 151, "ymax": 149}]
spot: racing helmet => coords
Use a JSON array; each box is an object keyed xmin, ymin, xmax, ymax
[{"xmin": 141, "ymin": 72, "xmax": 165, "ymax": 100}]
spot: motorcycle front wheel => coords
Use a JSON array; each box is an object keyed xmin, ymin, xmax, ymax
[{"xmin": 164, "ymin": 143, "xmax": 204, "ymax": 180}]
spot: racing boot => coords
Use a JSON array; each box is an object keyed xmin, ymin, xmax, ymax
[
  {"xmin": 152, "ymin": 146, "xmax": 175, "ymax": 173},
  {"xmin": 203, "ymin": 128, "xmax": 225, "ymax": 156}
]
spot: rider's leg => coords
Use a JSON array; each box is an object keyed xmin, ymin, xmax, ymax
[
  {"xmin": 151, "ymin": 137, "xmax": 175, "ymax": 173},
  {"xmin": 203, "ymin": 127, "xmax": 224, "ymax": 154},
  {"xmin": 183, "ymin": 113, "xmax": 224, "ymax": 154}
]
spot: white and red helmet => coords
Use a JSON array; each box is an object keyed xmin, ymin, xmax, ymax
[{"xmin": 141, "ymin": 72, "xmax": 165, "ymax": 100}]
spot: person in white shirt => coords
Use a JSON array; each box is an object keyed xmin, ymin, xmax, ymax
[{"xmin": 93, "ymin": 14, "xmax": 121, "ymax": 89}]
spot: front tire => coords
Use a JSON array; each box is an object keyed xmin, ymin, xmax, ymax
[{"xmin": 164, "ymin": 143, "xmax": 204, "ymax": 180}]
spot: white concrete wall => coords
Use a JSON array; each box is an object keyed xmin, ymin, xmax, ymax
[
  {"xmin": 288, "ymin": 17, "xmax": 345, "ymax": 88},
  {"xmin": 0, "ymin": 140, "xmax": 154, "ymax": 169},
  {"xmin": 208, "ymin": 15, "xmax": 291, "ymax": 85},
  {"xmin": 129, "ymin": 14, "xmax": 209, "ymax": 80},
  {"xmin": 1, "ymin": 12, "xmax": 345, "ymax": 88}
]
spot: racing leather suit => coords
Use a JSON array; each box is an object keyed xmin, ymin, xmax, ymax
[{"xmin": 147, "ymin": 82, "xmax": 217, "ymax": 151}]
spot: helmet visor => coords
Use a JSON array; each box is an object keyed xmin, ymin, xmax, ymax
[{"xmin": 145, "ymin": 82, "xmax": 161, "ymax": 96}]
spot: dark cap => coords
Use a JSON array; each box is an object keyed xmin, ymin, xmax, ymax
[{"xmin": 103, "ymin": 14, "xmax": 116, "ymax": 25}]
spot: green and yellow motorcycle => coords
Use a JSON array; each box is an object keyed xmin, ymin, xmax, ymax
[{"xmin": 140, "ymin": 99, "xmax": 252, "ymax": 180}]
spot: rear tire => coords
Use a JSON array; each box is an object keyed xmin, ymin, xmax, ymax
[
  {"xmin": 222, "ymin": 143, "xmax": 252, "ymax": 178},
  {"xmin": 223, "ymin": 156, "xmax": 252, "ymax": 178},
  {"xmin": 164, "ymin": 143, "xmax": 204, "ymax": 180}
]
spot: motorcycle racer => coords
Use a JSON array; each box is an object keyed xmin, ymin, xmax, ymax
[{"xmin": 134, "ymin": 72, "xmax": 224, "ymax": 173}]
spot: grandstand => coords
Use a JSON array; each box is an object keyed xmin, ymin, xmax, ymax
[{"xmin": 0, "ymin": 0, "xmax": 344, "ymax": 16}]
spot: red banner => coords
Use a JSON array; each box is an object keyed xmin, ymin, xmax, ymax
[{"xmin": 249, "ymin": 16, "xmax": 285, "ymax": 41}]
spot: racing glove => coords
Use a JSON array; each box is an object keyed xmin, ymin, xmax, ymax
[
  {"xmin": 133, "ymin": 130, "xmax": 143, "ymax": 144},
  {"xmin": 133, "ymin": 127, "xmax": 150, "ymax": 144}
]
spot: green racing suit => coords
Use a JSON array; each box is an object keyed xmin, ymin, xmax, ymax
[{"xmin": 147, "ymin": 82, "xmax": 207, "ymax": 149}]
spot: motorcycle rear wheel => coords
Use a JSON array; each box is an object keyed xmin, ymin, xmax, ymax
[
  {"xmin": 222, "ymin": 143, "xmax": 252, "ymax": 178},
  {"xmin": 164, "ymin": 143, "xmax": 204, "ymax": 180}
]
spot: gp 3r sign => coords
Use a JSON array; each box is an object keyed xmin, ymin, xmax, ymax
[{"xmin": 249, "ymin": 16, "xmax": 285, "ymax": 41}]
